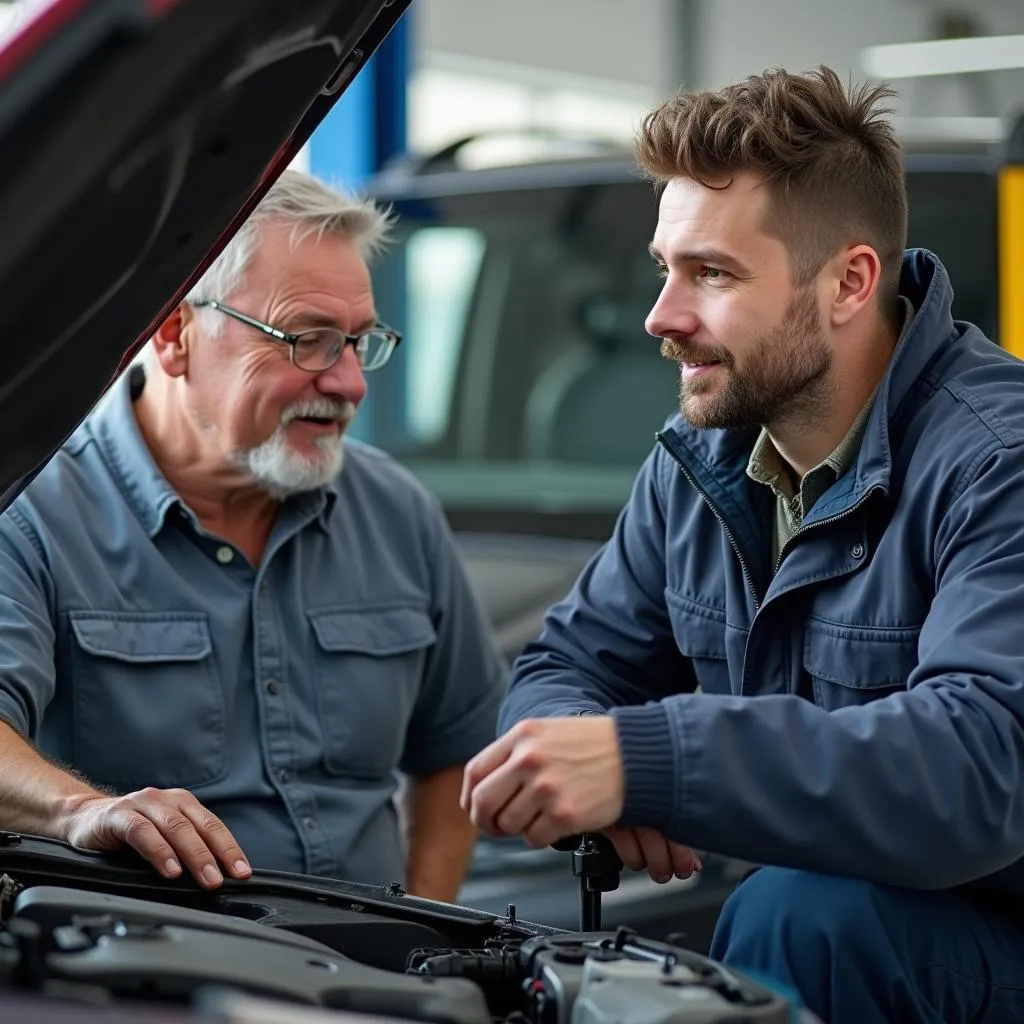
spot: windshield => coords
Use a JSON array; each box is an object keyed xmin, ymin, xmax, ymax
[{"xmin": 355, "ymin": 159, "xmax": 998, "ymax": 529}]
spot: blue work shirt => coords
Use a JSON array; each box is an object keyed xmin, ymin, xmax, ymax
[{"xmin": 0, "ymin": 368, "xmax": 506, "ymax": 884}]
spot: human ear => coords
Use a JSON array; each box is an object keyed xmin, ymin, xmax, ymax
[
  {"xmin": 150, "ymin": 304, "xmax": 192, "ymax": 378},
  {"xmin": 829, "ymin": 245, "xmax": 882, "ymax": 328}
]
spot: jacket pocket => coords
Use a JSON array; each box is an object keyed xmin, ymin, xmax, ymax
[
  {"xmin": 69, "ymin": 611, "xmax": 226, "ymax": 791},
  {"xmin": 803, "ymin": 623, "xmax": 921, "ymax": 710},
  {"xmin": 665, "ymin": 589, "xmax": 731, "ymax": 695},
  {"xmin": 309, "ymin": 603, "xmax": 436, "ymax": 778}
]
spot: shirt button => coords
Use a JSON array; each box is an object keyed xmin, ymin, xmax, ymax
[
  {"xmin": 215, "ymin": 546, "xmax": 234, "ymax": 565},
  {"xmin": 265, "ymin": 679, "xmax": 281, "ymax": 696},
  {"xmin": 850, "ymin": 543, "xmax": 865, "ymax": 559},
  {"xmin": 303, "ymin": 817, "xmax": 317, "ymax": 830},
  {"xmin": 278, "ymin": 769, "xmax": 289, "ymax": 784}
]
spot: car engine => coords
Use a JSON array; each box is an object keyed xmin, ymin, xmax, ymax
[{"xmin": 0, "ymin": 832, "xmax": 813, "ymax": 1023}]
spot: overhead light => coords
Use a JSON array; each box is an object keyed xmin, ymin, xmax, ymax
[
  {"xmin": 862, "ymin": 34, "xmax": 1024, "ymax": 79},
  {"xmin": 892, "ymin": 115, "xmax": 1004, "ymax": 144}
]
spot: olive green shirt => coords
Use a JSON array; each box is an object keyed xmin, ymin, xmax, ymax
[{"xmin": 746, "ymin": 298, "xmax": 915, "ymax": 569}]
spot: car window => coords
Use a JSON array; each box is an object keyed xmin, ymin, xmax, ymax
[
  {"xmin": 404, "ymin": 227, "xmax": 487, "ymax": 444},
  {"xmin": 904, "ymin": 164, "xmax": 998, "ymax": 342},
  {"xmin": 356, "ymin": 178, "xmax": 673, "ymax": 523},
  {"xmin": 357, "ymin": 160, "xmax": 998, "ymax": 527}
]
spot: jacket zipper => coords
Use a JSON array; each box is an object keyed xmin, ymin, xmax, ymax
[{"xmin": 658, "ymin": 436, "xmax": 763, "ymax": 610}]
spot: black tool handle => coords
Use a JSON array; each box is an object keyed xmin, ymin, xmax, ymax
[{"xmin": 553, "ymin": 833, "xmax": 623, "ymax": 932}]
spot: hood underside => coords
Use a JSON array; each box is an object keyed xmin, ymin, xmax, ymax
[{"xmin": 0, "ymin": 0, "xmax": 411, "ymax": 511}]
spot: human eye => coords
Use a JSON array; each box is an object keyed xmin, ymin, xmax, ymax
[
  {"xmin": 291, "ymin": 330, "xmax": 325, "ymax": 358},
  {"xmin": 699, "ymin": 265, "xmax": 730, "ymax": 282},
  {"xmin": 654, "ymin": 261, "xmax": 669, "ymax": 280}
]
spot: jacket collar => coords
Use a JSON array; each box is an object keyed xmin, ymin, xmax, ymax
[{"xmin": 845, "ymin": 248, "xmax": 955, "ymax": 506}]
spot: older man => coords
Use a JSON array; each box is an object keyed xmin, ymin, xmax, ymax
[{"xmin": 0, "ymin": 170, "xmax": 505, "ymax": 900}]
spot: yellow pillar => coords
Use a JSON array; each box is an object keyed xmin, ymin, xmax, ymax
[{"xmin": 998, "ymin": 121, "xmax": 1024, "ymax": 358}]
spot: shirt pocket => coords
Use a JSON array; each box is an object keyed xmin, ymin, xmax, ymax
[
  {"xmin": 68, "ymin": 611, "xmax": 227, "ymax": 792},
  {"xmin": 803, "ymin": 624, "xmax": 921, "ymax": 710},
  {"xmin": 308, "ymin": 603, "xmax": 436, "ymax": 778},
  {"xmin": 665, "ymin": 589, "xmax": 731, "ymax": 695}
]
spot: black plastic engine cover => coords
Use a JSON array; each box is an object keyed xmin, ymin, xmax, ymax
[{"xmin": 13, "ymin": 885, "xmax": 490, "ymax": 1022}]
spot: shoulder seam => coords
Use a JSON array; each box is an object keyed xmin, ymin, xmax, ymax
[
  {"xmin": 944, "ymin": 378, "xmax": 1021, "ymax": 449},
  {"xmin": 947, "ymin": 438, "xmax": 1006, "ymax": 509},
  {"xmin": 4, "ymin": 505, "xmax": 45, "ymax": 562}
]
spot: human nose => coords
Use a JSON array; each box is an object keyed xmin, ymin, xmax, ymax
[
  {"xmin": 645, "ymin": 277, "xmax": 700, "ymax": 341},
  {"xmin": 314, "ymin": 343, "xmax": 367, "ymax": 406}
]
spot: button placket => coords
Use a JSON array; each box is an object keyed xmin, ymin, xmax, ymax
[{"xmin": 253, "ymin": 569, "xmax": 297, "ymax": 838}]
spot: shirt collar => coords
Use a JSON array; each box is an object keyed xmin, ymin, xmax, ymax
[
  {"xmin": 90, "ymin": 366, "xmax": 182, "ymax": 538},
  {"xmin": 746, "ymin": 429, "xmax": 794, "ymax": 500},
  {"xmin": 91, "ymin": 366, "xmax": 341, "ymax": 539}
]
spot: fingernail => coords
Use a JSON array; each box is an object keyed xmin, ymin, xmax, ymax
[
  {"xmin": 234, "ymin": 859, "xmax": 252, "ymax": 878},
  {"xmin": 164, "ymin": 858, "xmax": 181, "ymax": 877},
  {"xmin": 695, "ymin": 857, "xmax": 704, "ymax": 872},
  {"xmin": 656, "ymin": 873, "xmax": 672, "ymax": 884},
  {"xmin": 202, "ymin": 864, "xmax": 223, "ymax": 887}
]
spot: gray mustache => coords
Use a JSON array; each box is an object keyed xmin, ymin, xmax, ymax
[{"xmin": 281, "ymin": 400, "xmax": 356, "ymax": 425}]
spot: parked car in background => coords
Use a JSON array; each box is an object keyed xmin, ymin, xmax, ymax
[{"xmin": 360, "ymin": 129, "xmax": 1005, "ymax": 948}]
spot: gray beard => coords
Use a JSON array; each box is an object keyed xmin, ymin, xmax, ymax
[
  {"xmin": 234, "ymin": 397, "xmax": 356, "ymax": 499},
  {"xmin": 239, "ymin": 426, "xmax": 346, "ymax": 500}
]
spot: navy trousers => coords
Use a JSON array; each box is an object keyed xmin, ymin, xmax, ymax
[{"xmin": 709, "ymin": 867, "xmax": 1024, "ymax": 1023}]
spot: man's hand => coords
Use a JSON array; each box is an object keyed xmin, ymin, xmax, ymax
[
  {"xmin": 60, "ymin": 788, "xmax": 252, "ymax": 890},
  {"xmin": 460, "ymin": 717, "xmax": 624, "ymax": 848},
  {"xmin": 603, "ymin": 825, "xmax": 701, "ymax": 884}
]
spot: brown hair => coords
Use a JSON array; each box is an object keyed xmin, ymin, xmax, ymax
[{"xmin": 635, "ymin": 66, "xmax": 908, "ymax": 313}]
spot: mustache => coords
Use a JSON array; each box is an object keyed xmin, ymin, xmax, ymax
[
  {"xmin": 280, "ymin": 398, "xmax": 356, "ymax": 425},
  {"xmin": 660, "ymin": 337, "xmax": 732, "ymax": 367}
]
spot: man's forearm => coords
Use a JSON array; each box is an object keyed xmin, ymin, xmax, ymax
[
  {"xmin": 0, "ymin": 719, "xmax": 105, "ymax": 839},
  {"xmin": 402, "ymin": 763, "xmax": 478, "ymax": 903}
]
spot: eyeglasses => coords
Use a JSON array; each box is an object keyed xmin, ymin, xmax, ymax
[{"xmin": 191, "ymin": 300, "xmax": 402, "ymax": 372}]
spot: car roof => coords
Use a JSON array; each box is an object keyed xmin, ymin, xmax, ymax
[{"xmin": 366, "ymin": 129, "xmax": 1004, "ymax": 204}]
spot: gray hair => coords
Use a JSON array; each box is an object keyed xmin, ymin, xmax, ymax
[{"xmin": 184, "ymin": 169, "xmax": 394, "ymax": 337}]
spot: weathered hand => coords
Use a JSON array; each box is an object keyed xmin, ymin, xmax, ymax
[
  {"xmin": 603, "ymin": 825, "xmax": 702, "ymax": 883},
  {"xmin": 62, "ymin": 787, "xmax": 252, "ymax": 889},
  {"xmin": 460, "ymin": 717, "xmax": 625, "ymax": 848}
]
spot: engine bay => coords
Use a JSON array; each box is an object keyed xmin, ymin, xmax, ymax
[{"xmin": 0, "ymin": 832, "xmax": 802, "ymax": 1023}]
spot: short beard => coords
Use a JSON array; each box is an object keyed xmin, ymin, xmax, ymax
[
  {"xmin": 662, "ymin": 285, "xmax": 832, "ymax": 431},
  {"xmin": 236, "ymin": 398, "xmax": 355, "ymax": 500}
]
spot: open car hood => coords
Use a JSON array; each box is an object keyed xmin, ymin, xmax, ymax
[{"xmin": 0, "ymin": 0, "xmax": 411, "ymax": 512}]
